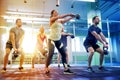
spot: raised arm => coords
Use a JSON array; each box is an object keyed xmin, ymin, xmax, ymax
[
  {"xmin": 50, "ymin": 14, "xmax": 71, "ymax": 22},
  {"xmin": 61, "ymin": 14, "xmax": 75, "ymax": 24},
  {"xmin": 50, "ymin": 14, "xmax": 69, "ymax": 22},
  {"xmin": 61, "ymin": 17, "xmax": 72, "ymax": 24},
  {"xmin": 50, "ymin": 14, "xmax": 75, "ymax": 25}
]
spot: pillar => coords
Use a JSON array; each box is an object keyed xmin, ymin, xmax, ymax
[
  {"xmin": 67, "ymin": 36, "xmax": 73, "ymax": 64},
  {"xmin": 0, "ymin": 0, "xmax": 8, "ymax": 65}
]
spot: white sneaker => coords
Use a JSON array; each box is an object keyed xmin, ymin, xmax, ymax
[{"xmin": 1, "ymin": 68, "xmax": 6, "ymax": 73}]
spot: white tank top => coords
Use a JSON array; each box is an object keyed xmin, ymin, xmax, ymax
[{"xmin": 49, "ymin": 22, "xmax": 63, "ymax": 41}]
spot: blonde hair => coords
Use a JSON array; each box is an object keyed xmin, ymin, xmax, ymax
[{"xmin": 39, "ymin": 25, "xmax": 44, "ymax": 33}]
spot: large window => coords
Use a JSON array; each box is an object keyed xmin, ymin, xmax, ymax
[{"xmin": 72, "ymin": 36, "xmax": 86, "ymax": 52}]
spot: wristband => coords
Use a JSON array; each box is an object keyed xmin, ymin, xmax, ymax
[{"xmin": 106, "ymin": 42, "xmax": 108, "ymax": 44}]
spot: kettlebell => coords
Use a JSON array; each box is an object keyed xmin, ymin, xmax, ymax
[
  {"xmin": 103, "ymin": 47, "xmax": 109, "ymax": 55},
  {"xmin": 12, "ymin": 51, "xmax": 19, "ymax": 60},
  {"xmin": 75, "ymin": 14, "xmax": 80, "ymax": 20}
]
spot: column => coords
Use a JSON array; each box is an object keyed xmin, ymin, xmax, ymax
[
  {"xmin": 67, "ymin": 36, "xmax": 73, "ymax": 64},
  {"xmin": 0, "ymin": 0, "xmax": 8, "ymax": 64}
]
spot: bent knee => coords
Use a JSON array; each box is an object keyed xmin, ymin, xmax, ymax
[
  {"xmin": 88, "ymin": 47, "xmax": 95, "ymax": 54},
  {"xmin": 20, "ymin": 52, "xmax": 25, "ymax": 57},
  {"xmin": 96, "ymin": 48, "xmax": 104, "ymax": 55}
]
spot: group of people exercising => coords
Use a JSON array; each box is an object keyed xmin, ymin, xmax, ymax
[{"xmin": 1, "ymin": 10, "xmax": 108, "ymax": 74}]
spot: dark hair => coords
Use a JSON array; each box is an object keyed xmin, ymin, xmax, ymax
[
  {"xmin": 92, "ymin": 16, "xmax": 98, "ymax": 22},
  {"xmin": 16, "ymin": 18, "xmax": 21, "ymax": 24},
  {"xmin": 50, "ymin": 10, "xmax": 55, "ymax": 18}
]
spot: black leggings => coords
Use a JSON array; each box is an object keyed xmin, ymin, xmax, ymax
[{"xmin": 46, "ymin": 39, "xmax": 67, "ymax": 68}]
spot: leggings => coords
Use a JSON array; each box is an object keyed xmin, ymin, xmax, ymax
[{"xmin": 46, "ymin": 39, "xmax": 67, "ymax": 68}]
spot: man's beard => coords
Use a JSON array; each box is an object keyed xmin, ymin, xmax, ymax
[
  {"xmin": 95, "ymin": 22, "xmax": 99, "ymax": 25},
  {"xmin": 18, "ymin": 25, "xmax": 22, "ymax": 27}
]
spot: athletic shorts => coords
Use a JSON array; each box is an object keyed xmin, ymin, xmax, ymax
[
  {"xmin": 6, "ymin": 41, "xmax": 13, "ymax": 50},
  {"xmin": 83, "ymin": 41, "xmax": 100, "ymax": 52}
]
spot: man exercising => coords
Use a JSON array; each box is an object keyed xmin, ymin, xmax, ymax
[
  {"xmin": 1, "ymin": 19, "xmax": 25, "ymax": 72},
  {"xmin": 83, "ymin": 16, "xmax": 108, "ymax": 72}
]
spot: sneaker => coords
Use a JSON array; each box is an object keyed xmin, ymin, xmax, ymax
[
  {"xmin": 87, "ymin": 67, "xmax": 95, "ymax": 72},
  {"xmin": 18, "ymin": 67, "xmax": 25, "ymax": 71},
  {"xmin": 99, "ymin": 66, "xmax": 107, "ymax": 71},
  {"xmin": 64, "ymin": 69, "xmax": 74, "ymax": 74},
  {"xmin": 1, "ymin": 68, "xmax": 6, "ymax": 73},
  {"xmin": 58, "ymin": 64, "xmax": 60, "ymax": 68},
  {"xmin": 45, "ymin": 70, "xmax": 50, "ymax": 74},
  {"xmin": 67, "ymin": 64, "xmax": 71, "ymax": 68},
  {"xmin": 44, "ymin": 68, "xmax": 50, "ymax": 74},
  {"xmin": 32, "ymin": 66, "xmax": 34, "ymax": 69}
]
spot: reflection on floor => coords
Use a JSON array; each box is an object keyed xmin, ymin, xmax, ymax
[{"xmin": 0, "ymin": 64, "xmax": 120, "ymax": 80}]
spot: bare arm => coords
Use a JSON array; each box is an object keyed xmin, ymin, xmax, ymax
[
  {"xmin": 100, "ymin": 32, "xmax": 108, "ymax": 44},
  {"xmin": 45, "ymin": 35, "xmax": 48, "ymax": 48},
  {"xmin": 19, "ymin": 35, "xmax": 24, "ymax": 48},
  {"xmin": 61, "ymin": 16, "xmax": 75, "ymax": 24},
  {"xmin": 50, "ymin": 14, "xmax": 71, "ymax": 23},
  {"xmin": 10, "ymin": 32, "xmax": 16, "ymax": 50},
  {"xmin": 50, "ymin": 14, "xmax": 75, "ymax": 25},
  {"xmin": 91, "ymin": 31, "xmax": 105, "ymax": 45}
]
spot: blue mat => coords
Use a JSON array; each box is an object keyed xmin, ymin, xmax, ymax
[{"xmin": 72, "ymin": 66, "xmax": 120, "ymax": 78}]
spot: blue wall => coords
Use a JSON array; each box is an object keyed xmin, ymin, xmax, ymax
[{"xmin": 108, "ymin": 22, "xmax": 120, "ymax": 62}]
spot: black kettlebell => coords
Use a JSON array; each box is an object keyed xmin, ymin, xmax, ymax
[
  {"xmin": 12, "ymin": 51, "xmax": 19, "ymax": 60},
  {"xmin": 75, "ymin": 14, "xmax": 80, "ymax": 20},
  {"xmin": 71, "ymin": 35, "xmax": 75, "ymax": 38},
  {"xmin": 103, "ymin": 47, "xmax": 109, "ymax": 55}
]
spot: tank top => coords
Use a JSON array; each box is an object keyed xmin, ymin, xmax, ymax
[
  {"xmin": 39, "ymin": 34, "xmax": 46, "ymax": 42},
  {"xmin": 49, "ymin": 22, "xmax": 63, "ymax": 41},
  {"xmin": 37, "ymin": 34, "xmax": 46, "ymax": 48}
]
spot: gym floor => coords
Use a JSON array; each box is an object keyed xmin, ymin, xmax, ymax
[{"xmin": 0, "ymin": 64, "xmax": 120, "ymax": 80}]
